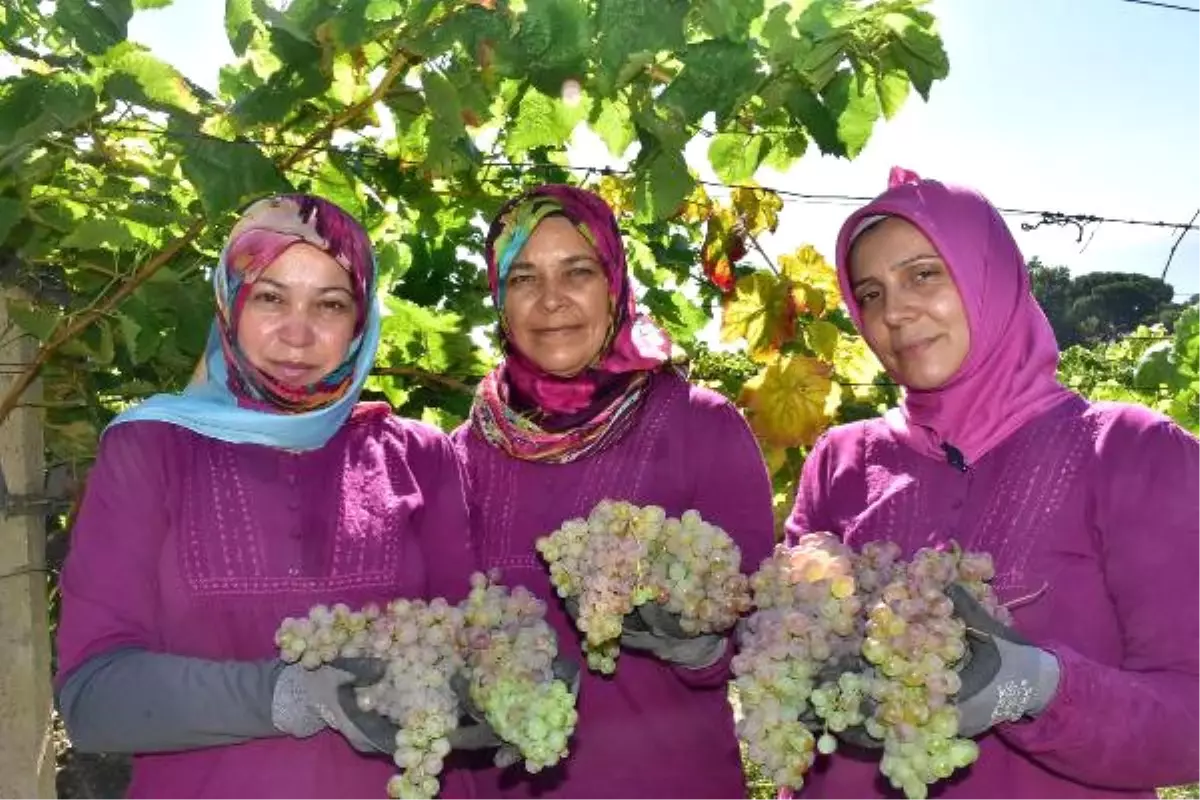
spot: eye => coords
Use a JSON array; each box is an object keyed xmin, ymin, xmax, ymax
[
  {"xmin": 252, "ymin": 290, "xmax": 282, "ymax": 305},
  {"xmin": 508, "ymin": 272, "xmax": 535, "ymax": 286},
  {"xmin": 855, "ymin": 288, "xmax": 881, "ymax": 306},
  {"xmin": 568, "ymin": 264, "xmax": 598, "ymax": 278},
  {"xmin": 914, "ymin": 264, "xmax": 942, "ymax": 283},
  {"xmin": 320, "ymin": 298, "xmax": 352, "ymax": 314}
]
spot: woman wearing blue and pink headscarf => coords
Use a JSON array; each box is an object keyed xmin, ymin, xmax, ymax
[
  {"xmin": 54, "ymin": 194, "xmax": 477, "ymax": 798},
  {"xmin": 787, "ymin": 169, "xmax": 1198, "ymax": 797},
  {"xmin": 451, "ymin": 184, "xmax": 776, "ymax": 797}
]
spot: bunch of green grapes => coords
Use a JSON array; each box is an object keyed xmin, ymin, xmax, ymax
[
  {"xmin": 734, "ymin": 536, "xmax": 1007, "ymax": 799},
  {"xmin": 457, "ymin": 572, "xmax": 579, "ymax": 773},
  {"xmin": 536, "ymin": 500, "xmax": 750, "ymax": 673},
  {"xmin": 276, "ymin": 598, "xmax": 464, "ymax": 800}
]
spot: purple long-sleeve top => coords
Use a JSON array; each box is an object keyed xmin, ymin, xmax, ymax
[
  {"xmin": 55, "ymin": 403, "xmax": 477, "ymax": 799},
  {"xmin": 450, "ymin": 372, "xmax": 777, "ymax": 798},
  {"xmin": 785, "ymin": 395, "xmax": 1199, "ymax": 798}
]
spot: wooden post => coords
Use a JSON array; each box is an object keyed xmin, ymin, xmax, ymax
[{"xmin": 0, "ymin": 288, "xmax": 56, "ymax": 798}]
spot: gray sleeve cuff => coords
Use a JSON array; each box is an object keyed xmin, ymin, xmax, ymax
[{"xmin": 58, "ymin": 648, "xmax": 286, "ymax": 754}]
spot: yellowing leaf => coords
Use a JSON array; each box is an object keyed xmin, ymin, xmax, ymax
[
  {"xmin": 701, "ymin": 205, "xmax": 745, "ymax": 293},
  {"xmin": 834, "ymin": 334, "xmax": 885, "ymax": 395},
  {"xmin": 780, "ymin": 244, "xmax": 841, "ymax": 316},
  {"xmin": 593, "ymin": 174, "xmax": 635, "ymax": 218},
  {"xmin": 762, "ymin": 444, "xmax": 789, "ymax": 476},
  {"xmin": 731, "ymin": 185, "xmax": 783, "ymax": 235},
  {"xmin": 720, "ymin": 271, "xmax": 793, "ymax": 361},
  {"xmin": 740, "ymin": 355, "xmax": 833, "ymax": 448},
  {"xmin": 679, "ymin": 182, "xmax": 714, "ymax": 225},
  {"xmin": 805, "ymin": 318, "xmax": 840, "ymax": 360}
]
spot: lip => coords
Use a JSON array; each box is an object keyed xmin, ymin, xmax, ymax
[
  {"xmin": 267, "ymin": 361, "xmax": 318, "ymax": 383},
  {"xmin": 533, "ymin": 325, "xmax": 583, "ymax": 336},
  {"xmin": 894, "ymin": 336, "xmax": 939, "ymax": 357}
]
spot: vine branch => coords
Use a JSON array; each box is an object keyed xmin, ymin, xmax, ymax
[{"xmin": 372, "ymin": 366, "xmax": 475, "ymax": 395}]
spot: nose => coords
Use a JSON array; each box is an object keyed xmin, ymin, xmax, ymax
[
  {"xmin": 537, "ymin": 277, "xmax": 567, "ymax": 312},
  {"xmin": 276, "ymin": 306, "xmax": 317, "ymax": 348},
  {"xmin": 882, "ymin": 286, "xmax": 918, "ymax": 328}
]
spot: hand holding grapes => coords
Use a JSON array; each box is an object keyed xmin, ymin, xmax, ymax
[
  {"xmin": 947, "ymin": 584, "xmax": 1060, "ymax": 737},
  {"xmin": 563, "ymin": 597, "xmax": 726, "ymax": 669},
  {"xmin": 272, "ymin": 656, "xmax": 398, "ymax": 753}
]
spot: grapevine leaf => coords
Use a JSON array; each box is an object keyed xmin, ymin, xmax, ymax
[
  {"xmin": 0, "ymin": 77, "xmax": 98, "ymax": 149},
  {"xmin": 6, "ymin": 299, "xmax": 60, "ymax": 342},
  {"xmin": 731, "ymin": 186, "xmax": 782, "ymax": 236},
  {"xmin": 882, "ymin": 11, "xmax": 949, "ymax": 100},
  {"xmin": 225, "ymin": 0, "xmax": 258, "ymax": 55},
  {"xmin": 876, "ymin": 58, "xmax": 911, "ymax": 121},
  {"xmin": 720, "ymin": 271, "xmax": 794, "ymax": 361},
  {"xmin": 592, "ymin": 98, "xmax": 636, "ymax": 158},
  {"xmin": 700, "ymin": 207, "xmax": 742, "ymax": 293},
  {"xmin": 0, "ymin": 198, "xmax": 22, "ymax": 244},
  {"xmin": 179, "ymin": 135, "xmax": 290, "ymax": 217},
  {"xmin": 54, "ymin": 0, "xmax": 133, "ymax": 55},
  {"xmin": 134, "ymin": 0, "xmax": 174, "ymax": 8},
  {"xmin": 513, "ymin": 0, "xmax": 591, "ymax": 95},
  {"xmin": 61, "ymin": 219, "xmax": 139, "ymax": 251},
  {"xmin": 740, "ymin": 355, "xmax": 833, "ymax": 448},
  {"xmin": 834, "ymin": 334, "xmax": 885, "ymax": 391},
  {"xmin": 632, "ymin": 148, "xmax": 693, "ymax": 224},
  {"xmin": 783, "ymin": 83, "xmax": 844, "ymax": 157},
  {"xmin": 805, "ymin": 319, "xmax": 840, "ymax": 361},
  {"xmin": 780, "ymin": 245, "xmax": 841, "ymax": 316},
  {"xmin": 762, "ymin": 129, "xmax": 809, "ymax": 172},
  {"xmin": 822, "ymin": 70, "xmax": 880, "ymax": 159},
  {"xmin": 505, "ymin": 89, "xmax": 585, "ymax": 156},
  {"xmin": 708, "ymin": 133, "xmax": 772, "ymax": 185},
  {"xmin": 642, "ymin": 288, "xmax": 709, "ymax": 344},
  {"xmin": 760, "ymin": 4, "xmax": 800, "ymax": 68},
  {"xmin": 97, "ymin": 42, "xmax": 202, "ymax": 114},
  {"xmin": 593, "ymin": 0, "xmax": 688, "ymax": 93},
  {"xmin": 694, "ymin": 0, "xmax": 763, "ymax": 41},
  {"xmin": 657, "ymin": 38, "xmax": 759, "ymax": 127}
]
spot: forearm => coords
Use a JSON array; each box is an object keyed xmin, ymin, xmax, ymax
[
  {"xmin": 998, "ymin": 643, "xmax": 1199, "ymax": 789},
  {"xmin": 58, "ymin": 648, "xmax": 285, "ymax": 754}
]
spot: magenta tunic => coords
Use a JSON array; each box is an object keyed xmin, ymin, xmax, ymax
[
  {"xmin": 451, "ymin": 372, "xmax": 777, "ymax": 798},
  {"xmin": 787, "ymin": 396, "xmax": 1199, "ymax": 798},
  {"xmin": 56, "ymin": 404, "xmax": 478, "ymax": 799}
]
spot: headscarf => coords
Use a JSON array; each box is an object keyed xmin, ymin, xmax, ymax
[
  {"xmin": 107, "ymin": 193, "xmax": 383, "ymax": 452},
  {"xmin": 835, "ymin": 168, "xmax": 1074, "ymax": 466},
  {"xmin": 469, "ymin": 184, "xmax": 673, "ymax": 463}
]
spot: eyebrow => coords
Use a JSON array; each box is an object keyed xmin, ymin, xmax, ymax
[
  {"xmin": 850, "ymin": 253, "xmax": 942, "ymax": 289},
  {"xmin": 509, "ymin": 254, "xmax": 601, "ymax": 272},
  {"xmin": 255, "ymin": 277, "xmax": 354, "ymax": 296}
]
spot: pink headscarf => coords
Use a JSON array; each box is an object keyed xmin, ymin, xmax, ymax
[{"xmin": 835, "ymin": 168, "xmax": 1074, "ymax": 465}]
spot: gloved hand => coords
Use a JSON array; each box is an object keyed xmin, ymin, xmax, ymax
[
  {"xmin": 446, "ymin": 658, "xmax": 582, "ymax": 769},
  {"xmin": 948, "ymin": 583, "xmax": 1061, "ymax": 737},
  {"xmin": 565, "ymin": 598, "xmax": 726, "ymax": 669},
  {"xmin": 798, "ymin": 655, "xmax": 881, "ymax": 751},
  {"xmin": 271, "ymin": 657, "xmax": 398, "ymax": 753}
]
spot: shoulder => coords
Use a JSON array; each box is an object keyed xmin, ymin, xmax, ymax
[
  {"xmin": 1083, "ymin": 400, "xmax": 1198, "ymax": 462},
  {"xmin": 805, "ymin": 417, "xmax": 890, "ymax": 470},
  {"xmin": 656, "ymin": 371, "xmax": 746, "ymax": 431},
  {"xmin": 345, "ymin": 402, "xmax": 458, "ymax": 463}
]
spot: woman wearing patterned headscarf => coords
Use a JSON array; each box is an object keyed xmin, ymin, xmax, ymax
[
  {"xmin": 450, "ymin": 184, "xmax": 775, "ymax": 797},
  {"xmin": 55, "ymin": 195, "xmax": 477, "ymax": 798},
  {"xmin": 785, "ymin": 169, "xmax": 1198, "ymax": 797}
]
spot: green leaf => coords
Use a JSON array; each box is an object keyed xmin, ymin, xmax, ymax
[
  {"xmin": 709, "ymin": 133, "xmax": 771, "ymax": 185},
  {"xmin": 97, "ymin": 42, "xmax": 202, "ymax": 114},
  {"xmin": 61, "ymin": 218, "xmax": 139, "ymax": 251},
  {"xmin": 424, "ymin": 70, "xmax": 464, "ymax": 135},
  {"xmin": 229, "ymin": 60, "xmax": 329, "ymax": 128},
  {"xmin": 514, "ymin": 0, "xmax": 591, "ymax": 95},
  {"xmin": 822, "ymin": 70, "xmax": 879, "ymax": 159},
  {"xmin": 633, "ymin": 148, "xmax": 693, "ymax": 223},
  {"xmin": 505, "ymin": 89, "xmax": 584, "ymax": 156},
  {"xmin": 694, "ymin": 0, "xmax": 763, "ymax": 41},
  {"xmin": 760, "ymin": 5, "xmax": 800, "ymax": 68},
  {"xmin": 594, "ymin": 0, "xmax": 689, "ymax": 93},
  {"xmin": 366, "ymin": 0, "xmax": 404, "ymax": 22},
  {"xmin": 0, "ymin": 198, "xmax": 22, "ymax": 244},
  {"xmin": 62, "ymin": 319, "xmax": 116, "ymax": 365},
  {"xmin": 643, "ymin": 288, "xmax": 709, "ymax": 343},
  {"xmin": 134, "ymin": 0, "xmax": 174, "ymax": 9},
  {"xmin": 5, "ymin": 299, "xmax": 60, "ymax": 342},
  {"xmin": 882, "ymin": 11, "xmax": 949, "ymax": 100},
  {"xmin": 658, "ymin": 38, "xmax": 759, "ymax": 127},
  {"xmin": 763, "ymin": 129, "xmax": 808, "ymax": 172},
  {"xmin": 116, "ymin": 309, "xmax": 163, "ymax": 365},
  {"xmin": 179, "ymin": 134, "xmax": 290, "ymax": 217},
  {"xmin": 781, "ymin": 82, "xmax": 843, "ymax": 157},
  {"xmin": 0, "ymin": 77, "xmax": 98, "ymax": 149},
  {"xmin": 805, "ymin": 319, "xmax": 839, "ymax": 360},
  {"xmin": 876, "ymin": 62, "xmax": 911, "ymax": 120},
  {"xmin": 54, "ymin": 0, "xmax": 133, "ymax": 55},
  {"xmin": 592, "ymin": 98, "xmax": 636, "ymax": 157},
  {"xmin": 225, "ymin": 0, "xmax": 257, "ymax": 55}
]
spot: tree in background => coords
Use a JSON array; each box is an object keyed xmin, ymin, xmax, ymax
[{"xmin": 1027, "ymin": 257, "xmax": 1185, "ymax": 347}]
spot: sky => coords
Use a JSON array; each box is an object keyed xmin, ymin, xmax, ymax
[{"xmin": 125, "ymin": 0, "xmax": 1200, "ymax": 298}]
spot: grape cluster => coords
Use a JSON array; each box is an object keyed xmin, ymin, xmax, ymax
[
  {"xmin": 733, "ymin": 535, "xmax": 1007, "ymax": 799},
  {"xmin": 458, "ymin": 573, "xmax": 579, "ymax": 773},
  {"xmin": 536, "ymin": 500, "xmax": 750, "ymax": 673},
  {"xmin": 274, "ymin": 573, "xmax": 580, "ymax": 799}
]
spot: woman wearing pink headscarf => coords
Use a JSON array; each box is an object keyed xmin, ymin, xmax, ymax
[
  {"xmin": 786, "ymin": 169, "xmax": 1198, "ymax": 797},
  {"xmin": 451, "ymin": 184, "xmax": 775, "ymax": 797}
]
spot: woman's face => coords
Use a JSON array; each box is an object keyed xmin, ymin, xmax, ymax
[
  {"xmin": 236, "ymin": 243, "xmax": 358, "ymax": 388},
  {"xmin": 848, "ymin": 217, "xmax": 971, "ymax": 391},
  {"xmin": 502, "ymin": 216, "xmax": 613, "ymax": 377}
]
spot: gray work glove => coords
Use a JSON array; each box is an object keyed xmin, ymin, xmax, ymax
[
  {"xmin": 271, "ymin": 657, "xmax": 397, "ymax": 753},
  {"xmin": 948, "ymin": 583, "xmax": 1061, "ymax": 737},
  {"xmin": 798, "ymin": 655, "xmax": 881, "ymax": 751},
  {"xmin": 447, "ymin": 658, "xmax": 582, "ymax": 769},
  {"xmin": 565, "ymin": 598, "xmax": 726, "ymax": 669}
]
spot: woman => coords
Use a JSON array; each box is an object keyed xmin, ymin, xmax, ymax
[
  {"xmin": 787, "ymin": 168, "xmax": 1199, "ymax": 797},
  {"xmin": 55, "ymin": 194, "xmax": 477, "ymax": 798},
  {"xmin": 451, "ymin": 184, "xmax": 776, "ymax": 798}
]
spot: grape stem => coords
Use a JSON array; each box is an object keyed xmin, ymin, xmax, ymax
[{"xmin": 1000, "ymin": 581, "xmax": 1050, "ymax": 611}]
